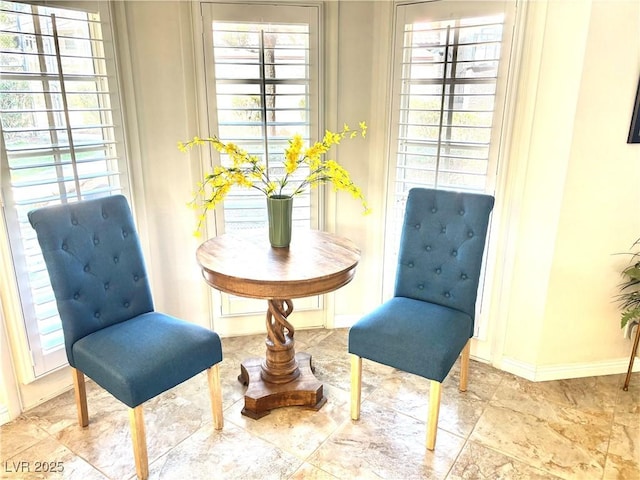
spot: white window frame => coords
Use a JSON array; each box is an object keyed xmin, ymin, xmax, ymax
[
  {"xmin": 198, "ymin": 1, "xmax": 325, "ymax": 331},
  {"xmin": 0, "ymin": 0, "xmax": 131, "ymax": 380},
  {"xmin": 384, "ymin": 0, "xmax": 519, "ymax": 340}
]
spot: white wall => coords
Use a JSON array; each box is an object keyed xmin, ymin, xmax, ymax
[
  {"xmin": 495, "ymin": 0, "xmax": 640, "ymax": 379},
  {"xmin": 0, "ymin": 305, "xmax": 21, "ymax": 423},
  {"xmin": 116, "ymin": 0, "xmax": 212, "ymax": 328},
  {"xmin": 329, "ymin": 0, "xmax": 392, "ymax": 322},
  {"xmin": 537, "ymin": 0, "xmax": 640, "ymax": 368}
]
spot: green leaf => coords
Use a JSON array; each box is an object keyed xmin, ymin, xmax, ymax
[
  {"xmin": 621, "ymin": 307, "xmax": 640, "ymax": 329},
  {"xmin": 622, "ymin": 266, "xmax": 640, "ymax": 281}
]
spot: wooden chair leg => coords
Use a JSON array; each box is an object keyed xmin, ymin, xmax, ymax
[
  {"xmin": 129, "ymin": 406, "xmax": 149, "ymax": 480},
  {"xmin": 350, "ymin": 354, "xmax": 362, "ymax": 420},
  {"xmin": 207, "ymin": 364, "xmax": 224, "ymax": 430},
  {"xmin": 71, "ymin": 368, "xmax": 89, "ymax": 427},
  {"xmin": 460, "ymin": 340, "xmax": 471, "ymax": 392},
  {"xmin": 426, "ymin": 380, "xmax": 442, "ymax": 450},
  {"xmin": 623, "ymin": 322, "xmax": 640, "ymax": 391}
]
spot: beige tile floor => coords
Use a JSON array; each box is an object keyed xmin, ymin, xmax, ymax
[{"xmin": 1, "ymin": 328, "xmax": 639, "ymax": 480}]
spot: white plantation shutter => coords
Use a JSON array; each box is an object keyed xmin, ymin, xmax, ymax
[
  {"xmin": 386, "ymin": 1, "xmax": 516, "ymax": 335},
  {"xmin": 201, "ymin": 2, "xmax": 321, "ymax": 317},
  {"xmin": 203, "ymin": 3, "xmax": 319, "ymax": 235},
  {"xmin": 0, "ymin": 0, "xmax": 129, "ymax": 377}
]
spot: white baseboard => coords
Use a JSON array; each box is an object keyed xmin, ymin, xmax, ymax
[
  {"xmin": 499, "ymin": 356, "xmax": 640, "ymax": 382},
  {"xmin": 0, "ymin": 404, "xmax": 10, "ymax": 425},
  {"xmin": 333, "ymin": 314, "xmax": 359, "ymax": 329}
]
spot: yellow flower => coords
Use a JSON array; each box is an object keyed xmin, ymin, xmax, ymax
[
  {"xmin": 266, "ymin": 182, "xmax": 277, "ymax": 195},
  {"xmin": 306, "ymin": 154, "xmax": 322, "ymax": 172},
  {"xmin": 322, "ymin": 130, "xmax": 338, "ymax": 146},
  {"xmin": 285, "ymin": 134, "xmax": 303, "ymax": 174},
  {"xmin": 179, "ymin": 121, "xmax": 369, "ymax": 234}
]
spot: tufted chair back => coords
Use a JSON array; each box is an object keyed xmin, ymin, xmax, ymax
[
  {"xmin": 394, "ymin": 188, "xmax": 494, "ymax": 321},
  {"xmin": 349, "ymin": 186, "xmax": 495, "ymax": 452},
  {"xmin": 28, "ymin": 195, "xmax": 154, "ymax": 367},
  {"xmin": 29, "ymin": 194, "xmax": 224, "ymax": 479}
]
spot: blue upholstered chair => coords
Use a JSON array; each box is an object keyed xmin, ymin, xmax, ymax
[
  {"xmin": 349, "ymin": 187, "xmax": 494, "ymax": 450},
  {"xmin": 28, "ymin": 195, "xmax": 223, "ymax": 480}
]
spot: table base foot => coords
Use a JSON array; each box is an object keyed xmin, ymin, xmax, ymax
[{"xmin": 238, "ymin": 352, "xmax": 325, "ymax": 419}]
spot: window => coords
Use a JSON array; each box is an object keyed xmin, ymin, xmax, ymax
[
  {"xmin": 201, "ymin": 2, "xmax": 320, "ymax": 235},
  {"xmin": 200, "ymin": 2, "xmax": 322, "ymax": 319},
  {"xmin": 386, "ymin": 0, "xmax": 516, "ymax": 335},
  {"xmin": 0, "ymin": 0, "xmax": 129, "ymax": 377}
]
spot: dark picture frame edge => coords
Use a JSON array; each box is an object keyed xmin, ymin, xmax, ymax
[{"xmin": 628, "ymin": 77, "xmax": 640, "ymax": 144}]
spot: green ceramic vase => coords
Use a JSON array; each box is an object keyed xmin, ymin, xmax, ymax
[{"xmin": 267, "ymin": 195, "xmax": 293, "ymax": 248}]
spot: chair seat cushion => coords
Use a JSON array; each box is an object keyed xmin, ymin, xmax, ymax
[
  {"xmin": 72, "ymin": 312, "xmax": 222, "ymax": 408},
  {"xmin": 348, "ymin": 297, "xmax": 473, "ymax": 383}
]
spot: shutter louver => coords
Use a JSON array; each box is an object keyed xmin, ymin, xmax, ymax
[
  {"xmin": 202, "ymin": 4, "xmax": 321, "ymax": 318},
  {"xmin": 386, "ymin": 1, "xmax": 516, "ymax": 338},
  {"xmin": 211, "ymin": 21, "xmax": 313, "ymax": 233},
  {"xmin": 396, "ymin": 15, "xmax": 504, "ymax": 198},
  {"xmin": 0, "ymin": 0, "xmax": 129, "ymax": 377}
]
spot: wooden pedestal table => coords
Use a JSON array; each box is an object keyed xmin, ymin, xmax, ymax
[{"xmin": 196, "ymin": 230, "xmax": 360, "ymax": 419}]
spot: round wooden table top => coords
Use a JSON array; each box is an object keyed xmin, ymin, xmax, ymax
[{"xmin": 196, "ymin": 229, "xmax": 361, "ymax": 300}]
